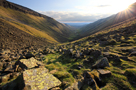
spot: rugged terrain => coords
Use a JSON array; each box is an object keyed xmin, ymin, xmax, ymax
[{"xmin": 0, "ymin": 0, "xmax": 136, "ymax": 90}]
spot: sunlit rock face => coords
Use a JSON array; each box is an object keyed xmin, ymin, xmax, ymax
[{"xmin": 20, "ymin": 68, "xmax": 61, "ymax": 90}]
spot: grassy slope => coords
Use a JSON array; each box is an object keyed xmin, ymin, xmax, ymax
[
  {"xmin": 38, "ymin": 13, "xmax": 136, "ymax": 90},
  {"xmin": 78, "ymin": 3, "xmax": 136, "ymax": 39},
  {"xmin": 0, "ymin": 6, "xmax": 72, "ymax": 43}
]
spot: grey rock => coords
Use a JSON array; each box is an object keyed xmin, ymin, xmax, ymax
[{"xmin": 92, "ymin": 57, "xmax": 110, "ymax": 69}]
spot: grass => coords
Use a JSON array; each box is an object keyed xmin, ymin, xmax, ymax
[{"xmin": 0, "ymin": 6, "xmax": 73, "ymax": 43}]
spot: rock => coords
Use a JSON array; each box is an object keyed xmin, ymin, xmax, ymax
[
  {"xmin": 65, "ymin": 81, "xmax": 83, "ymax": 90},
  {"xmin": 92, "ymin": 57, "xmax": 110, "ymax": 69},
  {"xmin": 97, "ymin": 69, "xmax": 111, "ymax": 78},
  {"xmin": 0, "ymin": 73, "xmax": 11, "ymax": 83},
  {"xmin": 120, "ymin": 56, "xmax": 131, "ymax": 61},
  {"xmin": 83, "ymin": 72, "xmax": 95, "ymax": 86},
  {"xmin": 49, "ymin": 69, "xmax": 58, "ymax": 74},
  {"xmin": 0, "ymin": 49, "xmax": 11, "ymax": 54},
  {"xmin": 17, "ymin": 68, "xmax": 60, "ymax": 90},
  {"xmin": 91, "ymin": 50, "xmax": 101, "ymax": 58},
  {"xmin": 0, "ymin": 54, "xmax": 9, "ymax": 60},
  {"xmin": 99, "ymin": 41, "xmax": 109, "ymax": 46},
  {"xmin": 25, "ymin": 53, "xmax": 35, "ymax": 59},
  {"xmin": 129, "ymin": 51, "xmax": 136, "ymax": 56},
  {"xmin": 4, "ymin": 64, "xmax": 14, "ymax": 73},
  {"xmin": 11, "ymin": 72, "xmax": 20, "ymax": 78},
  {"xmin": 104, "ymin": 54, "xmax": 121, "ymax": 62},
  {"xmin": 103, "ymin": 52, "xmax": 110, "ymax": 57},
  {"xmin": 16, "ymin": 57, "xmax": 41, "ymax": 70},
  {"xmin": 0, "ymin": 62, "xmax": 3, "ymax": 69},
  {"xmin": 75, "ymin": 52, "xmax": 81, "ymax": 59},
  {"xmin": 77, "ymin": 65, "xmax": 83, "ymax": 70}
]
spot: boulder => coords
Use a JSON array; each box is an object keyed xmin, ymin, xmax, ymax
[
  {"xmin": 92, "ymin": 57, "xmax": 110, "ymax": 69},
  {"xmin": 16, "ymin": 57, "xmax": 43, "ymax": 70},
  {"xmin": 97, "ymin": 69, "xmax": 111, "ymax": 78},
  {"xmin": 25, "ymin": 53, "xmax": 35, "ymax": 59},
  {"xmin": 2, "ymin": 68, "xmax": 61, "ymax": 90},
  {"xmin": 83, "ymin": 72, "xmax": 95, "ymax": 86}
]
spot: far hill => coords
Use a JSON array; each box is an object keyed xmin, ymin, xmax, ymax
[
  {"xmin": 0, "ymin": 0, "xmax": 73, "ymax": 50},
  {"xmin": 78, "ymin": 2, "xmax": 136, "ymax": 38}
]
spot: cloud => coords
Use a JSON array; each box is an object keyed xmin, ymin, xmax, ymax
[
  {"xmin": 39, "ymin": 11, "xmax": 112, "ymax": 23},
  {"xmin": 96, "ymin": 5, "xmax": 111, "ymax": 7}
]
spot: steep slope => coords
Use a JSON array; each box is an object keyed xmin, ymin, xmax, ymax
[
  {"xmin": 79, "ymin": 2, "xmax": 136, "ymax": 38},
  {"xmin": 0, "ymin": 0, "xmax": 73, "ymax": 43}
]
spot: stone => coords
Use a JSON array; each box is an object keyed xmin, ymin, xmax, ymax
[
  {"xmin": 99, "ymin": 41, "xmax": 109, "ymax": 46},
  {"xmin": 92, "ymin": 57, "xmax": 110, "ymax": 69},
  {"xmin": 16, "ymin": 57, "xmax": 41, "ymax": 70},
  {"xmin": 11, "ymin": 72, "xmax": 20, "ymax": 78},
  {"xmin": 91, "ymin": 50, "xmax": 101, "ymax": 58},
  {"xmin": 49, "ymin": 69, "xmax": 58, "ymax": 74},
  {"xmin": 0, "ymin": 62, "xmax": 3, "ymax": 69},
  {"xmin": 77, "ymin": 65, "xmax": 83, "ymax": 70},
  {"xmin": 17, "ymin": 68, "xmax": 61, "ymax": 90},
  {"xmin": 65, "ymin": 81, "xmax": 83, "ymax": 90},
  {"xmin": 25, "ymin": 53, "xmax": 35, "ymax": 59},
  {"xmin": 97, "ymin": 69, "xmax": 111, "ymax": 78},
  {"xmin": 4, "ymin": 64, "xmax": 14, "ymax": 73},
  {"xmin": 83, "ymin": 72, "xmax": 95, "ymax": 86},
  {"xmin": 129, "ymin": 51, "xmax": 136, "ymax": 56},
  {"xmin": 0, "ymin": 73, "xmax": 11, "ymax": 83},
  {"xmin": 0, "ymin": 49, "xmax": 10, "ymax": 54}
]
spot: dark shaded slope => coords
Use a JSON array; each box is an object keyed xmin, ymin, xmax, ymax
[
  {"xmin": 0, "ymin": 18, "xmax": 53, "ymax": 50},
  {"xmin": 79, "ymin": 2, "xmax": 136, "ymax": 38}
]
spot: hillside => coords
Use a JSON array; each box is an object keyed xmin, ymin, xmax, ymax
[
  {"xmin": 1, "ymin": 9, "xmax": 136, "ymax": 89},
  {"xmin": 0, "ymin": 0, "xmax": 73, "ymax": 45},
  {"xmin": 78, "ymin": 2, "xmax": 136, "ymax": 38},
  {"xmin": 1, "ymin": 1, "xmax": 136, "ymax": 90}
]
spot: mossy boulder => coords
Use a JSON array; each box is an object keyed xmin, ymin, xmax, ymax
[{"xmin": 92, "ymin": 57, "xmax": 110, "ymax": 69}]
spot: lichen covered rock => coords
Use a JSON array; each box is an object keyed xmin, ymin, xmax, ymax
[
  {"xmin": 20, "ymin": 68, "xmax": 61, "ymax": 90},
  {"xmin": 16, "ymin": 57, "xmax": 43, "ymax": 70},
  {"xmin": 2, "ymin": 68, "xmax": 61, "ymax": 90}
]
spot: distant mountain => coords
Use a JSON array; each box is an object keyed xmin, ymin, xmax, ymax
[
  {"xmin": 65, "ymin": 22, "xmax": 90, "ymax": 29},
  {"xmin": 0, "ymin": 0, "xmax": 73, "ymax": 50},
  {"xmin": 79, "ymin": 2, "xmax": 136, "ymax": 38}
]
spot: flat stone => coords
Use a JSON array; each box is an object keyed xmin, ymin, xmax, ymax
[
  {"xmin": 97, "ymin": 69, "xmax": 111, "ymax": 77},
  {"xmin": 19, "ymin": 68, "xmax": 61, "ymax": 90},
  {"xmin": 17, "ymin": 57, "xmax": 43, "ymax": 70}
]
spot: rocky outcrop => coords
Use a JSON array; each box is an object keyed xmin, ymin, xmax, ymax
[
  {"xmin": 1, "ymin": 57, "xmax": 62, "ymax": 90},
  {"xmin": 92, "ymin": 57, "xmax": 110, "ymax": 69},
  {"xmin": 2, "ymin": 68, "xmax": 61, "ymax": 90}
]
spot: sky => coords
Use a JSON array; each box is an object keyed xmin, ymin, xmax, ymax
[{"xmin": 7, "ymin": 0, "xmax": 136, "ymax": 23}]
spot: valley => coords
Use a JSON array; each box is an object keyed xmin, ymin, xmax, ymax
[{"xmin": 0, "ymin": 0, "xmax": 136, "ymax": 90}]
